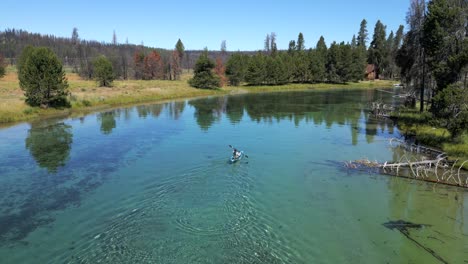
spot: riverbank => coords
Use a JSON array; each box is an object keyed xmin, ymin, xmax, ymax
[
  {"xmin": 0, "ymin": 69, "xmax": 395, "ymax": 125},
  {"xmin": 391, "ymin": 108, "xmax": 468, "ymax": 168}
]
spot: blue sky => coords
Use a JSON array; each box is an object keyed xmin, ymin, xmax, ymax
[{"xmin": 1, "ymin": 0, "xmax": 409, "ymax": 51}]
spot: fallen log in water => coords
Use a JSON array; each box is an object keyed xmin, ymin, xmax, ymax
[
  {"xmin": 344, "ymin": 158, "xmax": 468, "ymax": 188},
  {"xmin": 344, "ymin": 137, "xmax": 468, "ymax": 188}
]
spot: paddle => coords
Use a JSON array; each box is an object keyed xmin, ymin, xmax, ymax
[{"xmin": 228, "ymin": 145, "xmax": 248, "ymax": 158}]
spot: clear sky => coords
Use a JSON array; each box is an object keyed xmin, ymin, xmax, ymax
[{"xmin": 1, "ymin": 0, "xmax": 409, "ymax": 51}]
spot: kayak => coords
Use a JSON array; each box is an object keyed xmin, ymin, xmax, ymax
[{"xmin": 230, "ymin": 151, "xmax": 244, "ymax": 163}]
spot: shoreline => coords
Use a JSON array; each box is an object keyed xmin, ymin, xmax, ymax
[{"xmin": 0, "ymin": 73, "xmax": 396, "ymax": 128}]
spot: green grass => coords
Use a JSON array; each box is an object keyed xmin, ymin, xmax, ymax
[
  {"xmin": 243, "ymin": 80, "xmax": 396, "ymax": 92},
  {"xmin": 392, "ymin": 107, "xmax": 468, "ymax": 168}
]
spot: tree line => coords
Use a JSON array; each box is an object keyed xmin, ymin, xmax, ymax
[
  {"xmin": 220, "ymin": 20, "xmax": 404, "ymax": 87},
  {"xmin": 395, "ymin": 0, "xmax": 467, "ymax": 138},
  {"xmin": 0, "ymin": 28, "xmax": 212, "ymax": 81}
]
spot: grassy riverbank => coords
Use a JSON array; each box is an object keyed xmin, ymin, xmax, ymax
[
  {"xmin": 0, "ymin": 67, "xmax": 395, "ymax": 124},
  {"xmin": 392, "ymin": 108, "xmax": 468, "ymax": 167}
]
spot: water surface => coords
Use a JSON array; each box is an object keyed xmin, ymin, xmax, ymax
[{"xmin": 0, "ymin": 89, "xmax": 466, "ymax": 263}]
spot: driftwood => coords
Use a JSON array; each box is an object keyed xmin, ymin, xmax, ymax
[{"xmin": 344, "ymin": 138, "xmax": 468, "ymax": 188}]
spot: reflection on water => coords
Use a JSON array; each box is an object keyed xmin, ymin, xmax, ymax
[
  {"xmin": 188, "ymin": 89, "xmax": 398, "ymax": 146},
  {"xmin": 188, "ymin": 97, "xmax": 226, "ymax": 131},
  {"xmin": 25, "ymin": 122, "xmax": 73, "ymax": 172},
  {"xmin": 0, "ymin": 89, "xmax": 466, "ymax": 263},
  {"xmin": 98, "ymin": 111, "xmax": 117, "ymax": 135}
]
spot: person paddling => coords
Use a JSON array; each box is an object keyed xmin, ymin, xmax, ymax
[{"xmin": 232, "ymin": 148, "xmax": 241, "ymax": 159}]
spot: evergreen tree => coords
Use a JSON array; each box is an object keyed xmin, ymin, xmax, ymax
[
  {"xmin": 368, "ymin": 20, "xmax": 388, "ymax": 79},
  {"xmin": 386, "ymin": 31, "xmax": 396, "ymax": 79},
  {"xmin": 220, "ymin": 40, "xmax": 227, "ymax": 56},
  {"xmin": 18, "ymin": 46, "xmax": 69, "ymax": 108},
  {"xmin": 71, "ymin": 27, "xmax": 79, "ymax": 45},
  {"xmin": 338, "ymin": 42, "xmax": 353, "ymax": 82},
  {"xmin": 394, "ymin": 25, "xmax": 405, "ymax": 50},
  {"xmin": 351, "ymin": 35, "xmax": 357, "ymax": 48},
  {"xmin": 264, "ymin": 34, "xmax": 271, "ymax": 53},
  {"xmin": 93, "ymin": 55, "xmax": 114, "ymax": 87},
  {"xmin": 245, "ymin": 52, "xmax": 266, "ymax": 85},
  {"xmin": 423, "ymin": 0, "xmax": 467, "ymax": 123},
  {"xmin": 276, "ymin": 53, "xmax": 292, "ymax": 84},
  {"xmin": 423, "ymin": 0, "xmax": 467, "ymax": 93},
  {"xmin": 292, "ymin": 52, "xmax": 309, "ymax": 82},
  {"xmin": 357, "ymin": 19, "xmax": 368, "ymax": 48},
  {"xmin": 262, "ymin": 54, "xmax": 290, "ymax": 85},
  {"xmin": 175, "ymin": 39, "xmax": 185, "ymax": 65},
  {"xmin": 392, "ymin": 25, "xmax": 405, "ymax": 79},
  {"xmin": 327, "ymin": 42, "xmax": 340, "ymax": 83},
  {"xmin": 396, "ymin": 0, "xmax": 426, "ymax": 110},
  {"xmin": 270, "ymin": 32, "xmax": 278, "ymax": 56},
  {"xmin": 350, "ymin": 45, "xmax": 367, "ymax": 82},
  {"xmin": 188, "ymin": 49, "xmax": 220, "ymax": 89},
  {"xmin": 431, "ymin": 84, "xmax": 468, "ymax": 138},
  {"xmin": 288, "ymin": 40, "xmax": 296, "ymax": 54},
  {"xmin": 112, "ymin": 30, "xmax": 117, "ymax": 45},
  {"xmin": 313, "ymin": 36, "xmax": 328, "ymax": 82},
  {"xmin": 226, "ymin": 53, "xmax": 248, "ymax": 86},
  {"xmin": 297, "ymin": 33, "xmax": 305, "ymax": 51}
]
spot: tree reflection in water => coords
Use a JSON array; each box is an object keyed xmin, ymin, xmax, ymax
[
  {"xmin": 25, "ymin": 122, "xmax": 73, "ymax": 173},
  {"xmin": 188, "ymin": 90, "xmax": 398, "ymax": 144}
]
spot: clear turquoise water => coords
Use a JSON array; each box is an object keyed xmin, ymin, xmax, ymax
[{"xmin": 0, "ymin": 89, "xmax": 466, "ymax": 263}]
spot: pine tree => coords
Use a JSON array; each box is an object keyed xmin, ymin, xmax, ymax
[
  {"xmin": 314, "ymin": 36, "xmax": 328, "ymax": 82},
  {"xmin": 264, "ymin": 34, "xmax": 271, "ymax": 53},
  {"xmin": 175, "ymin": 39, "xmax": 185, "ymax": 66},
  {"xmin": 423, "ymin": 0, "xmax": 468, "ymax": 124},
  {"xmin": 297, "ymin": 33, "xmax": 305, "ymax": 51},
  {"xmin": 357, "ymin": 19, "xmax": 368, "ymax": 48},
  {"xmin": 338, "ymin": 42, "xmax": 353, "ymax": 82},
  {"xmin": 385, "ymin": 31, "xmax": 395, "ymax": 79},
  {"xmin": 18, "ymin": 46, "xmax": 69, "ymax": 108},
  {"xmin": 326, "ymin": 42, "xmax": 340, "ymax": 83},
  {"xmin": 270, "ymin": 32, "xmax": 278, "ymax": 56},
  {"xmin": 245, "ymin": 52, "xmax": 266, "ymax": 85},
  {"xmin": 226, "ymin": 53, "xmax": 248, "ymax": 86},
  {"xmin": 350, "ymin": 45, "xmax": 367, "ymax": 82},
  {"xmin": 288, "ymin": 40, "xmax": 296, "ymax": 54},
  {"xmin": 423, "ymin": 0, "xmax": 466, "ymax": 92},
  {"xmin": 396, "ymin": 0, "xmax": 426, "ymax": 110},
  {"xmin": 351, "ymin": 35, "xmax": 357, "ymax": 48},
  {"xmin": 112, "ymin": 30, "xmax": 117, "ymax": 45},
  {"xmin": 368, "ymin": 20, "xmax": 388, "ymax": 79},
  {"xmin": 93, "ymin": 55, "xmax": 114, "ymax": 87},
  {"xmin": 189, "ymin": 49, "xmax": 220, "ymax": 89}
]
